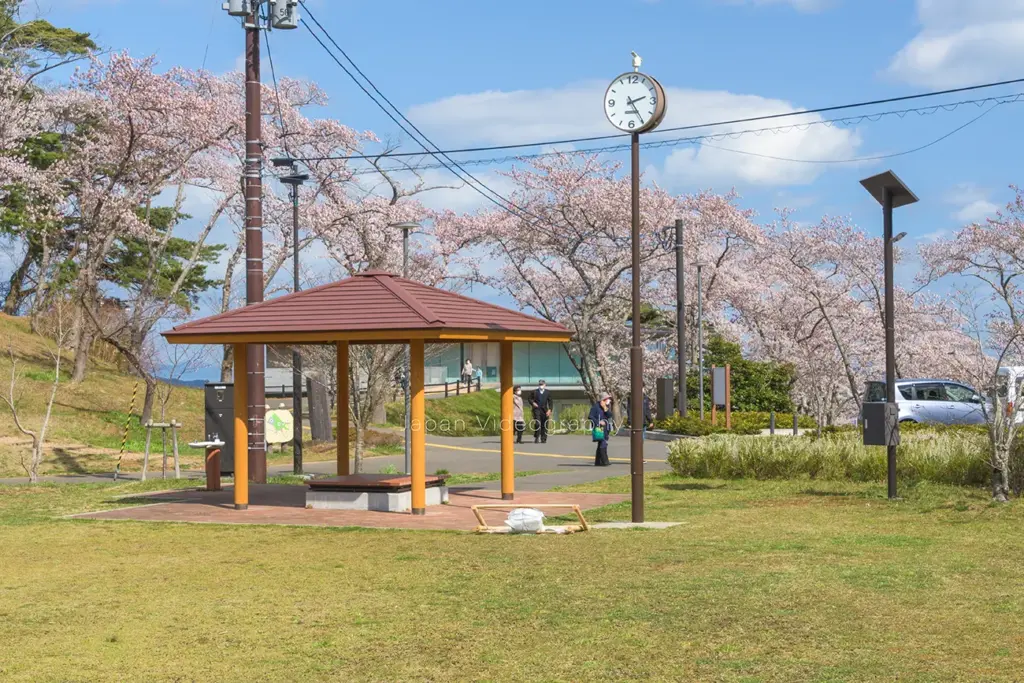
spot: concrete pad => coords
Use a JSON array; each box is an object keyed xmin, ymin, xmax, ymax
[{"xmin": 591, "ymin": 521, "xmax": 683, "ymax": 530}]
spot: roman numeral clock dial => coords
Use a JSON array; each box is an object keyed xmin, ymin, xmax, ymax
[{"xmin": 603, "ymin": 71, "xmax": 666, "ymax": 134}]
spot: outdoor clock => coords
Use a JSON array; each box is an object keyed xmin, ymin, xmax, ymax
[{"xmin": 603, "ymin": 71, "xmax": 666, "ymax": 134}]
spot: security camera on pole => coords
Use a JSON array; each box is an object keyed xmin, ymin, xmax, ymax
[
  {"xmin": 603, "ymin": 53, "xmax": 666, "ymax": 523},
  {"xmin": 221, "ymin": 0, "xmax": 300, "ymax": 485}
]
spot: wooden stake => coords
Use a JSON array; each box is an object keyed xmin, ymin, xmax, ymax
[{"xmin": 725, "ymin": 364, "xmax": 732, "ymax": 430}]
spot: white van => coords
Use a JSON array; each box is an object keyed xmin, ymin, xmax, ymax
[{"xmin": 996, "ymin": 366, "xmax": 1024, "ymax": 424}]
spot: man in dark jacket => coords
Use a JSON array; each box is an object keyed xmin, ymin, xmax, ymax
[{"xmin": 530, "ymin": 379, "xmax": 553, "ymax": 443}]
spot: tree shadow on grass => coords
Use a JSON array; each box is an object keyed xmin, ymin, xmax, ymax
[
  {"xmin": 800, "ymin": 488, "xmax": 855, "ymax": 497},
  {"xmin": 52, "ymin": 447, "xmax": 89, "ymax": 474},
  {"xmin": 661, "ymin": 482, "xmax": 728, "ymax": 491}
]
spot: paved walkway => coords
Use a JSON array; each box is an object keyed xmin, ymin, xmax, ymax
[
  {"xmin": 0, "ymin": 433, "xmax": 674, "ymax": 491},
  {"xmin": 70, "ymin": 484, "xmax": 627, "ymax": 531}
]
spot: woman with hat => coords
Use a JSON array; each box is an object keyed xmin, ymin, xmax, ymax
[{"xmin": 589, "ymin": 393, "xmax": 614, "ymax": 466}]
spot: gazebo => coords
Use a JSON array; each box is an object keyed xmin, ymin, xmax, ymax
[{"xmin": 162, "ymin": 270, "xmax": 573, "ymax": 514}]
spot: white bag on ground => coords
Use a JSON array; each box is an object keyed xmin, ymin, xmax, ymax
[{"xmin": 504, "ymin": 508, "xmax": 545, "ymax": 533}]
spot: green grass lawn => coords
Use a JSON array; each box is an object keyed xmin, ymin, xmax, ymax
[{"xmin": 0, "ymin": 474, "xmax": 1022, "ymax": 681}]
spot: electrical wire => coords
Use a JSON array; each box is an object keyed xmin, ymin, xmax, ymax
[
  {"xmin": 299, "ymin": 2, "xmax": 549, "ymax": 226},
  {"xmin": 345, "ymin": 92, "xmax": 1023, "ymax": 175},
  {"xmin": 263, "ymin": 26, "xmax": 293, "ymax": 156},
  {"xmin": 692, "ymin": 102, "xmax": 1000, "ymax": 165},
  {"xmin": 285, "ymin": 77, "xmax": 1024, "ymax": 162}
]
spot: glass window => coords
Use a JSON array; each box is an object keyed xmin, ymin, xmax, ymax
[
  {"xmin": 865, "ymin": 382, "xmax": 912, "ymax": 401},
  {"xmin": 945, "ymin": 384, "xmax": 978, "ymax": 403},
  {"xmin": 914, "ymin": 383, "xmax": 947, "ymax": 401}
]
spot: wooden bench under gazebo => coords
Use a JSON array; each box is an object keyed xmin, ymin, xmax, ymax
[{"xmin": 162, "ymin": 270, "xmax": 572, "ymax": 515}]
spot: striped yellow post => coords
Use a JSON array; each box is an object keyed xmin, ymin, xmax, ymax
[
  {"xmin": 410, "ymin": 339, "xmax": 426, "ymax": 515},
  {"xmin": 336, "ymin": 341, "xmax": 350, "ymax": 476},
  {"xmin": 500, "ymin": 341, "xmax": 514, "ymax": 500},
  {"xmin": 233, "ymin": 344, "xmax": 249, "ymax": 510},
  {"xmin": 113, "ymin": 381, "xmax": 139, "ymax": 480}
]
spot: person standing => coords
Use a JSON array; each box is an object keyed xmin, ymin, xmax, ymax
[
  {"xmin": 590, "ymin": 393, "xmax": 614, "ymax": 466},
  {"xmin": 531, "ymin": 379, "xmax": 553, "ymax": 443},
  {"xmin": 512, "ymin": 385, "xmax": 525, "ymax": 444},
  {"xmin": 462, "ymin": 359, "xmax": 473, "ymax": 390}
]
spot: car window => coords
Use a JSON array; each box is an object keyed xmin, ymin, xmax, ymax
[
  {"xmin": 865, "ymin": 382, "xmax": 885, "ymax": 402},
  {"xmin": 899, "ymin": 385, "xmax": 913, "ymax": 400},
  {"xmin": 914, "ymin": 383, "xmax": 947, "ymax": 401},
  {"xmin": 945, "ymin": 384, "xmax": 977, "ymax": 403}
]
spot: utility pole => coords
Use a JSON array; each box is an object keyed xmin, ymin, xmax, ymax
[
  {"xmin": 675, "ymin": 218, "xmax": 686, "ymax": 416},
  {"xmin": 244, "ymin": 4, "xmax": 267, "ymax": 484},
  {"xmin": 696, "ymin": 262, "xmax": 706, "ymax": 421},
  {"xmin": 278, "ymin": 163, "xmax": 309, "ymax": 475},
  {"xmin": 224, "ymin": 0, "xmax": 300, "ymax": 484}
]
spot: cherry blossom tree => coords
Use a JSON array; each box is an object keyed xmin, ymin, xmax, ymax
[{"xmin": 919, "ymin": 186, "xmax": 1024, "ymax": 501}]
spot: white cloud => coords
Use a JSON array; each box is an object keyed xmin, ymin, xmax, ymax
[
  {"xmin": 887, "ymin": 0, "xmax": 1024, "ymax": 87},
  {"xmin": 408, "ymin": 81, "xmax": 859, "ymax": 189},
  {"xmin": 945, "ymin": 182, "xmax": 1001, "ymax": 223}
]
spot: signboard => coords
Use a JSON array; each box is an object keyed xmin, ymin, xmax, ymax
[
  {"xmin": 712, "ymin": 366, "xmax": 727, "ymax": 407},
  {"xmin": 265, "ymin": 408, "xmax": 294, "ymax": 444}
]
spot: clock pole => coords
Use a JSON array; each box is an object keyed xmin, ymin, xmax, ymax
[{"xmin": 630, "ymin": 129, "xmax": 644, "ymax": 524}]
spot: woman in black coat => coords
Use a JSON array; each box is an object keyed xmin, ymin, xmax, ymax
[{"xmin": 589, "ymin": 393, "xmax": 614, "ymax": 466}]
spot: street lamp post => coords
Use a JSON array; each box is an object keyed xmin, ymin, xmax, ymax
[
  {"xmin": 859, "ymin": 170, "xmax": 918, "ymax": 500},
  {"xmin": 392, "ymin": 221, "xmax": 419, "ymax": 476},
  {"xmin": 695, "ymin": 262, "xmax": 706, "ymax": 421},
  {"xmin": 276, "ymin": 159, "xmax": 309, "ymax": 475}
]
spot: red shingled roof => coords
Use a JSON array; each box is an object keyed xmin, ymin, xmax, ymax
[{"xmin": 163, "ymin": 270, "xmax": 571, "ymax": 342}]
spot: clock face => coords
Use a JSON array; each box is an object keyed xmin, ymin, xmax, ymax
[{"xmin": 604, "ymin": 72, "xmax": 664, "ymax": 133}]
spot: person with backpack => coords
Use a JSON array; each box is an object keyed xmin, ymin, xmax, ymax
[{"xmin": 589, "ymin": 393, "xmax": 614, "ymax": 466}]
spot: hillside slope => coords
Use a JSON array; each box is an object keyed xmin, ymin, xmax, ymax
[{"xmin": 0, "ymin": 314, "xmax": 207, "ymax": 477}]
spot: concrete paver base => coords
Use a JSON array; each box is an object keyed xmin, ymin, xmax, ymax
[{"xmin": 71, "ymin": 484, "xmax": 626, "ymax": 531}]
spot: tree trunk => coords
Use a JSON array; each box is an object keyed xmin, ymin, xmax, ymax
[
  {"xmin": 992, "ymin": 442, "xmax": 1011, "ymax": 502},
  {"xmin": 220, "ymin": 345, "xmax": 233, "ymax": 383},
  {"xmin": 140, "ymin": 375, "xmax": 157, "ymax": 425},
  {"xmin": 3, "ymin": 248, "xmax": 34, "ymax": 315},
  {"xmin": 354, "ymin": 426, "xmax": 364, "ymax": 475},
  {"xmin": 71, "ymin": 325, "xmax": 93, "ymax": 383}
]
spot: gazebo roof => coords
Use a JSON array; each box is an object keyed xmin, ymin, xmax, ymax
[{"xmin": 163, "ymin": 270, "xmax": 572, "ymax": 345}]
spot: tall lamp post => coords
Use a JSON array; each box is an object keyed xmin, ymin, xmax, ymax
[
  {"xmin": 859, "ymin": 170, "xmax": 917, "ymax": 500},
  {"xmin": 392, "ymin": 221, "xmax": 419, "ymax": 476},
  {"xmin": 675, "ymin": 218, "xmax": 687, "ymax": 416},
  {"xmin": 275, "ymin": 158, "xmax": 309, "ymax": 475},
  {"xmin": 695, "ymin": 262, "xmax": 707, "ymax": 421}
]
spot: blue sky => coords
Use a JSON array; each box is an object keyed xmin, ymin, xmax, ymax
[{"xmin": 28, "ymin": 0, "xmax": 1024, "ymax": 377}]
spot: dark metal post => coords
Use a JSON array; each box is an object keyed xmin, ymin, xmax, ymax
[
  {"xmin": 291, "ymin": 181, "xmax": 302, "ymax": 475},
  {"xmin": 883, "ymin": 186, "xmax": 897, "ymax": 500},
  {"xmin": 402, "ymin": 225, "xmax": 411, "ymax": 475},
  {"xmin": 793, "ymin": 413, "xmax": 798, "ymax": 435},
  {"xmin": 630, "ymin": 132, "xmax": 644, "ymax": 523},
  {"xmin": 697, "ymin": 264, "xmax": 705, "ymax": 421},
  {"xmin": 675, "ymin": 218, "xmax": 686, "ymax": 416},
  {"xmin": 769, "ymin": 411, "xmax": 775, "ymax": 435},
  {"xmin": 244, "ymin": 10, "xmax": 266, "ymax": 484}
]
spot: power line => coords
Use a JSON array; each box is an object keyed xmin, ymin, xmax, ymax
[
  {"xmin": 287, "ymin": 76, "xmax": 1024, "ymax": 163},
  {"xmin": 263, "ymin": 26, "xmax": 292, "ymax": 156},
  {"xmin": 345, "ymin": 92, "xmax": 1024, "ymax": 175},
  {"xmin": 299, "ymin": 2, "xmax": 548, "ymax": 226},
  {"xmin": 693, "ymin": 102, "xmax": 1000, "ymax": 165}
]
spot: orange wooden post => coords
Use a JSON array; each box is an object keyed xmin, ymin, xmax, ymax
[
  {"xmin": 205, "ymin": 448, "xmax": 221, "ymax": 492},
  {"xmin": 410, "ymin": 339, "xmax": 426, "ymax": 514},
  {"xmin": 500, "ymin": 340, "xmax": 514, "ymax": 500},
  {"xmin": 232, "ymin": 344, "xmax": 249, "ymax": 510},
  {"xmin": 725, "ymin": 364, "xmax": 732, "ymax": 430},
  {"xmin": 711, "ymin": 364, "xmax": 717, "ymax": 426},
  {"xmin": 336, "ymin": 341, "xmax": 350, "ymax": 476}
]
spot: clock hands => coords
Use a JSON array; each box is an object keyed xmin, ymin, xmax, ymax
[{"xmin": 626, "ymin": 95, "xmax": 646, "ymax": 125}]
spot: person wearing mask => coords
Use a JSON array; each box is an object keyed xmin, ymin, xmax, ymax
[
  {"xmin": 512, "ymin": 385, "xmax": 525, "ymax": 444},
  {"xmin": 589, "ymin": 393, "xmax": 614, "ymax": 466},
  {"xmin": 530, "ymin": 379, "xmax": 553, "ymax": 443}
]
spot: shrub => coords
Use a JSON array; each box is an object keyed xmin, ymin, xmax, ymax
[
  {"xmin": 667, "ymin": 431, "xmax": 993, "ymax": 487},
  {"xmin": 553, "ymin": 403, "xmax": 591, "ymax": 434},
  {"xmin": 378, "ymin": 463, "xmax": 400, "ymax": 475},
  {"xmin": 656, "ymin": 411, "xmax": 814, "ymax": 436}
]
